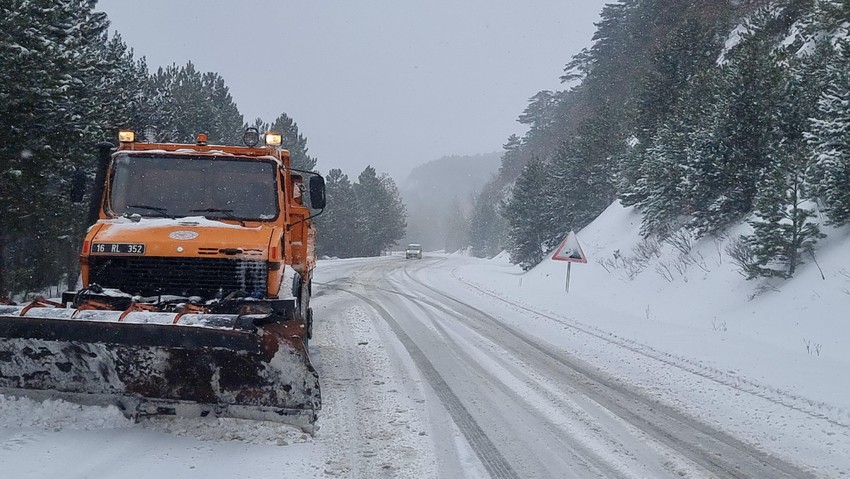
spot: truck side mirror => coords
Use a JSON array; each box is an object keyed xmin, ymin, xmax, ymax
[
  {"xmin": 70, "ymin": 168, "xmax": 87, "ymax": 204},
  {"xmin": 309, "ymin": 175, "xmax": 326, "ymax": 210}
]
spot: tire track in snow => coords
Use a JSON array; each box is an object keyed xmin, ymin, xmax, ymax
[
  {"xmin": 390, "ymin": 284, "xmax": 638, "ymax": 479},
  {"xmin": 448, "ymin": 263, "xmax": 850, "ymax": 430},
  {"xmin": 400, "ymin": 261, "xmax": 819, "ymax": 479},
  {"xmin": 332, "ymin": 287, "xmax": 520, "ymax": 479}
]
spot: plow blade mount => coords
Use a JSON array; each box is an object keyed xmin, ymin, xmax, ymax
[{"xmin": 0, "ymin": 305, "xmax": 320, "ymax": 431}]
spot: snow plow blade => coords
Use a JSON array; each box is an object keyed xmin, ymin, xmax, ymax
[{"xmin": 0, "ymin": 305, "xmax": 320, "ymax": 431}]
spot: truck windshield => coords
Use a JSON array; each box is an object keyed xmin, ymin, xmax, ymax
[{"xmin": 109, "ymin": 154, "xmax": 279, "ymax": 221}]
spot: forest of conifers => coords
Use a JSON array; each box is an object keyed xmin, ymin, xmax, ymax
[
  {"xmin": 469, "ymin": 0, "xmax": 850, "ymax": 280},
  {"xmin": 0, "ymin": 1, "xmax": 406, "ymax": 297}
]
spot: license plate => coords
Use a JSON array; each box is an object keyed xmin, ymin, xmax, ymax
[{"xmin": 90, "ymin": 243, "xmax": 146, "ymax": 255}]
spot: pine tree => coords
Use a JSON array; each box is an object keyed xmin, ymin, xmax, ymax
[
  {"xmin": 149, "ymin": 62, "xmax": 244, "ymax": 145},
  {"xmin": 0, "ymin": 0, "xmax": 144, "ymax": 294},
  {"xmin": 204, "ymin": 72, "xmax": 244, "ymax": 145},
  {"xmin": 807, "ymin": 37, "xmax": 850, "ymax": 225},
  {"xmin": 442, "ymin": 196, "xmax": 468, "ymax": 253},
  {"xmin": 377, "ymin": 173, "xmax": 407, "ymax": 253},
  {"xmin": 633, "ymin": 15, "xmax": 729, "ymax": 148},
  {"xmin": 503, "ymin": 158, "xmax": 551, "ymax": 270},
  {"xmin": 469, "ymin": 179, "xmax": 507, "ymax": 258},
  {"xmin": 747, "ymin": 159, "xmax": 822, "ymax": 278},
  {"xmin": 635, "ymin": 122, "xmax": 692, "ymax": 237},
  {"xmin": 352, "ymin": 166, "xmax": 406, "ymax": 256},
  {"xmin": 498, "ymin": 134, "xmax": 524, "ymax": 181},
  {"xmin": 688, "ymin": 14, "xmax": 786, "ymax": 235},
  {"xmin": 315, "ymin": 169, "xmax": 357, "ymax": 258},
  {"xmin": 545, "ymin": 112, "xmax": 618, "ymax": 244},
  {"xmin": 741, "ymin": 26, "xmax": 823, "ymax": 279},
  {"xmin": 516, "ymin": 91, "xmax": 569, "ymax": 163}
]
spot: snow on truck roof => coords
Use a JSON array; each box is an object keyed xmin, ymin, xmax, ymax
[{"xmin": 121, "ymin": 148, "xmax": 277, "ymax": 158}]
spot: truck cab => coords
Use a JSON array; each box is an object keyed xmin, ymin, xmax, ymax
[{"xmin": 73, "ymin": 129, "xmax": 325, "ymax": 328}]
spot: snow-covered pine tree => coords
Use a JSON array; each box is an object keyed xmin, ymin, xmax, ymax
[
  {"xmin": 546, "ymin": 110, "xmax": 618, "ymax": 241},
  {"xmin": 690, "ymin": 13, "xmax": 785, "ymax": 235},
  {"xmin": 0, "ymin": 0, "xmax": 142, "ymax": 294},
  {"xmin": 632, "ymin": 68, "xmax": 721, "ymax": 237},
  {"xmin": 737, "ymin": 17, "xmax": 826, "ymax": 279},
  {"xmin": 747, "ymin": 67, "xmax": 822, "ymax": 277},
  {"xmin": 442, "ymin": 196, "xmax": 468, "ymax": 253},
  {"xmin": 377, "ymin": 173, "xmax": 408, "ymax": 254},
  {"xmin": 498, "ymin": 134, "xmax": 524, "ymax": 181},
  {"xmin": 170, "ymin": 62, "xmax": 207, "ymax": 142},
  {"xmin": 807, "ymin": 37, "xmax": 850, "ymax": 225},
  {"xmin": 635, "ymin": 121, "xmax": 692, "ymax": 238},
  {"xmin": 204, "ymin": 71, "xmax": 244, "ymax": 145},
  {"xmin": 468, "ymin": 179, "xmax": 507, "ymax": 258},
  {"xmin": 314, "ymin": 169, "xmax": 358, "ymax": 258},
  {"xmin": 352, "ymin": 166, "xmax": 406, "ymax": 257},
  {"xmin": 503, "ymin": 158, "xmax": 552, "ymax": 270},
  {"xmin": 747, "ymin": 155, "xmax": 822, "ymax": 278},
  {"xmin": 623, "ymin": 10, "xmax": 730, "ymax": 213},
  {"xmin": 149, "ymin": 62, "xmax": 243, "ymax": 145}
]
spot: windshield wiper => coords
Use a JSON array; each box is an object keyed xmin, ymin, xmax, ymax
[
  {"xmin": 190, "ymin": 208, "xmax": 246, "ymax": 227},
  {"xmin": 126, "ymin": 204, "xmax": 174, "ymax": 218}
]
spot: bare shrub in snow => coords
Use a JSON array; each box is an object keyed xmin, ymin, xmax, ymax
[
  {"xmin": 808, "ymin": 249, "xmax": 826, "ymax": 280},
  {"xmin": 645, "ymin": 305, "xmax": 654, "ymax": 322},
  {"xmin": 664, "ymin": 229, "xmax": 695, "ymax": 256},
  {"xmin": 634, "ymin": 237, "xmax": 661, "ymax": 263},
  {"xmin": 712, "ymin": 236, "xmax": 726, "ymax": 267},
  {"xmin": 689, "ymin": 251, "xmax": 710, "ymax": 273},
  {"xmin": 803, "ymin": 338, "xmax": 822, "ymax": 357},
  {"xmin": 712, "ymin": 319, "xmax": 727, "ymax": 332},
  {"xmin": 748, "ymin": 282, "xmax": 781, "ymax": 300},
  {"xmin": 602, "ymin": 239, "xmax": 662, "ymax": 280},
  {"xmin": 656, "ymin": 261, "xmax": 675, "ymax": 282},
  {"xmin": 618, "ymin": 237, "xmax": 661, "ymax": 280},
  {"xmin": 726, "ymin": 236, "xmax": 759, "ymax": 278},
  {"xmin": 671, "ymin": 257, "xmax": 690, "ymax": 282},
  {"xmin": 653, "ymin": 234, "xmax": 710, "ymax": 283},
  {"xmin": 622, "ymin": 257, "xmax": 645, "ymax": 280}
]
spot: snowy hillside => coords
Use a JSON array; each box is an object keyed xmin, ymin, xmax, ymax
[{"xmin": 469, "ymin": 201, "xmax": 850, "ymax": 409}]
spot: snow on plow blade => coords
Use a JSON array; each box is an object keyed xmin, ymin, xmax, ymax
[{"xmin": 0, "ymin": 305, "xmax": 320, "ymax": 430}]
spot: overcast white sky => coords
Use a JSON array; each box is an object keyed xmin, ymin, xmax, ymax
[{"xmin": 97, "ymin": 0, "xmax": 606, "ymax": 179}]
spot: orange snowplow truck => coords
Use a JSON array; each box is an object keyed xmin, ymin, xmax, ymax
[{"xmin": 0, "ymin": 128, "xmax": 325, "ymax": 431}]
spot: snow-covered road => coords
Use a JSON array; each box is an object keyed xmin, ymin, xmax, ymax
[
  {"xmin": 1, "ymin": 254, "xmax": 845, "ymax": 478},
  {"xmin": 313, "ymin": 255, "xmax": 827, "ymax": 478}
]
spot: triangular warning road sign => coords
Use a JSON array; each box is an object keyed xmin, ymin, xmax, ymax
[{"xmin": 552, "ymin": 231, "xmax": 587, "ymax": 263}]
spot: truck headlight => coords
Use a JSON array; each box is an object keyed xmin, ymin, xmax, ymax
[
  {"xmin": 265, "ymin": 132, "xmax": 282, "ymax": 146},
  {"xmin": 118, "ymin": 130, "xmax": 135, "ymax": 143}
]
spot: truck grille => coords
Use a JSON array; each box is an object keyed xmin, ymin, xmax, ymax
[{"xmin": 88, "ymin": 256, "xmax": 268, "ymax": 299}]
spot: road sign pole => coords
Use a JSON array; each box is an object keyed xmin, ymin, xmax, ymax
[{"xmin": 565, "ymin": 262, "xmax": 571, "ymax": 293}]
